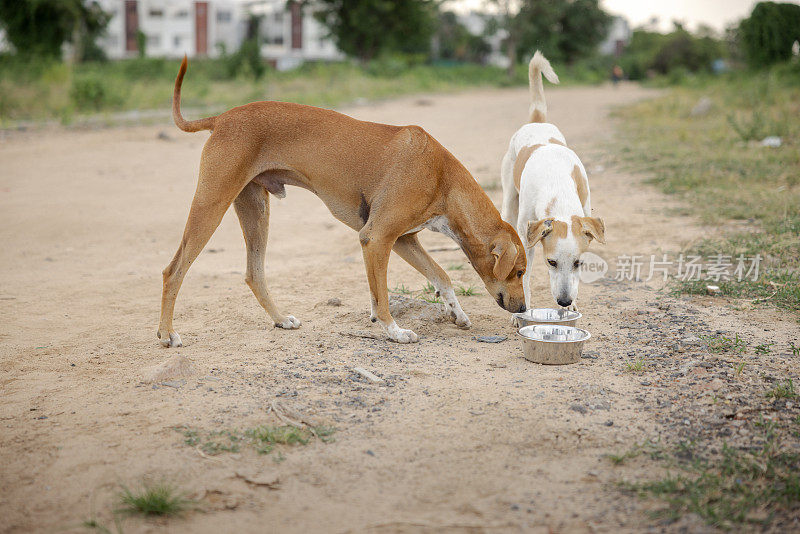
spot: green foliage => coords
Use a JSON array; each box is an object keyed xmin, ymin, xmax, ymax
[
  {"xmin": 0, "ymin": 0, "xmax": 109, "ymax": 60},
  {"xmin": 224, "ymin": 14, "xmax": 266, "ymax": 79},
  {"xmin": 618, "ymin": 25, "xmax": 726, "ymax": 81},
  {"xmin": 314, "ymin": 0, "xmax": 435, "ymax": 62},
  {"xmin": 434, "ymin": 11, "xmax": 490, "ymax": 63},
  {"xmin": 0, "ymin": 56, "xmax": 519, "ymax": 124},
  {"xmin": 69, "ymin": 73, "xmax": 123, "ymax": 111},
  {"xmin": 739, "ymin": 2, "xmax": 800, "ymax": 67},
  {"xmin": 513, "ymin": 0, "xmax": 611, "ymax": 65}
]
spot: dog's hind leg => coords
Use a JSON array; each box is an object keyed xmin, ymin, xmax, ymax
[
  {"xmin": 392, "ymin": 234, "xmax": 470, "ymax": 329},
  {"xmin": 233, "ymin": 181, "xmax": 300, "ymax": 330},
  {"xmin": 157, "ymin": 150, "xmax": 249, "ymax": 347}
]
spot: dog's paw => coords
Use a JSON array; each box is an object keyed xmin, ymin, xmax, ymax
[
  {"xmin": 387, "ymin": 323, "xmax": 419, "ymax": 343},
  {"xmin": 452, "ymin": 310, "xmax": 471, "ymax": 329},
  {"xmin": 157, "ymin": 330, "xmax": 182, "ymax": 348},
  {"xmin": 275, "ymin": 315, "xmax": 301, "ymax": 329}
]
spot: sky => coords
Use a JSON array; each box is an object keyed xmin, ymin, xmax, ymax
[{"xmin": 448, "ymin": 0, "xmax": 800, "ymax": 33}]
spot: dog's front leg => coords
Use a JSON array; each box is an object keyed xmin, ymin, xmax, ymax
[
  {"xmin": 392, "ymin": 234, "xmax": 470, "ymax": 328},
  {"xmin": 359, "ymin": 230, "xmax": 418, "ymax": 343}
]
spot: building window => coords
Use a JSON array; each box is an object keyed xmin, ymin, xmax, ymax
[
  {"xmin": 216, "ymin": 11, "xmax": 231, "ymax": 23},
  {"xmin": 149, "ymin": 9, "xmax": 163, "ymax": 18},
  {"xmin": 147, "ymin": 34, "xmax": 161, "ymax": 47},
  {"xmin": 174, "ymin": 35, "xmax": 182, "ymax": 48},
  {"xmin": 274, "ymin": 12, "xmax": 283, "ymax": 23},
  {"xmin": 175, "ymin": 9, "xmax": 189, "ymax": 18}
]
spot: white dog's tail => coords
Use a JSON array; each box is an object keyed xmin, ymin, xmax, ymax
[{"xmin": 528, "ymin": 51, "xmax": 559, "ymax": 123}]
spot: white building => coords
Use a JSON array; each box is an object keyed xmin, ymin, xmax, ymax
[
  {"xmin": 248, "ymin": 0, "xmax": 343, "ymax": 70},
  {"xmin": 94, "ymin": 0, "xmax": 342, "ymax": 67},
  {"xmin": 95, "ymin": 0, "xmax": 244, "ymax": 58}
]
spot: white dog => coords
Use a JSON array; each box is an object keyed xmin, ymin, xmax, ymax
[{"xmin": 500, "ymin": 51, "xmax": 606, "ymax": 310}]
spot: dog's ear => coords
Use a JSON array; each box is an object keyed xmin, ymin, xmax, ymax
[
  {"xmin": 526, "ymin": 218, "xmax": 554, "ymax": 247},
  {"xmin": 580, "ymin": 217, "xmax": 606, "ymax": 244},
  {"xmin": 491, "ymin": 240, "xmax": 518, "ymax": 280}
]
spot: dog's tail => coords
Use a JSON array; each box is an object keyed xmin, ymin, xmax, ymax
[
  {"xmin": 528, "ymin": 50, "xmax": 559, "ymax": 123},
  {"xmin": 173, "ymin": 55, "xmax": 216, "ymax": 132}
]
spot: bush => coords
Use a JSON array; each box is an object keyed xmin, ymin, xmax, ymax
[
  {"xmin": 69, "ymin": 74, "xmax": 121, "ymax": 110},
  {"xmin": 739, "ymin": 2, "xmax": 800, "ymax": 67},
  {"xmin": 619, "ymin": 26, "xmax": 726, "ymax": 81}
]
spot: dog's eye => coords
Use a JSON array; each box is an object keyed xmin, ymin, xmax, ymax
[
  {"xmin": 547, "ymin": 259, "xmax": 557, "ymax": 268},
  {"xmin": 516, "ymin": 270, "xmax": 523, "ymax": 278},
  {"xmin": 573, "ymin": 260, "xmax": 582, "ymax": 269}
]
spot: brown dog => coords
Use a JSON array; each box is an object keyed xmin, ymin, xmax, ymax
[{"xmin": 158, "ymin": 57, "xmax": 526, "ymax": 346}]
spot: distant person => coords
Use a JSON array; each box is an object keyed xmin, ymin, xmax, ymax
[{"xmin": 611, "ymin": 65, "xmax": 624, "ymax": 86}]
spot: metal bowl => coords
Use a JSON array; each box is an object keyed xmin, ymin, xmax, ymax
[
  {"xmin": 518, "ymin": 325, "xmax": 591, "ymax": 365},
  {"xmin": 513, "ymin": 308, "xmax": 581, "ymax": 328}
]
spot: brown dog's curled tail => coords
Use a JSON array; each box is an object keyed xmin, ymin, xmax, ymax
[{"xmin": 173, "ymin": 55, "xmax": 216, "ymax": 132}]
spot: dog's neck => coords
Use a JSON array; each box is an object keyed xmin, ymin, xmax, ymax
[{"xmin": 439, "ymin": 169, "xmax": 507, "ymax": 261}]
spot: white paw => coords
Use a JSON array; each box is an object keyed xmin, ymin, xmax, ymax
[
  {"xmin": 158, "ymin": 331, "xmax": 182, "ymax": 348},
  {"xmin": 453, "ymin": 311, "xmax": 471, "ymax": 329},
  {"xmin": 275, "ymin": 315, "xmax": 301, "ymax": 329},
  {"xmin": 387, "ymin": 322, "xmax": 419, "ymax": 343},
  {"xmin": 440, "ymin": 288, "xmax": 470, "ymax": 329}
]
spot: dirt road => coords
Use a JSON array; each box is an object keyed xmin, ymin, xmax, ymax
[{"xmin": 1, "ymin": 85, "xmax": 797, "ymax": 533}]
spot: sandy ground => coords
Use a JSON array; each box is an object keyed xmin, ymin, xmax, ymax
[{"xmin": 1, "ymin": 84, "xmax": 798, "ymax": 533}]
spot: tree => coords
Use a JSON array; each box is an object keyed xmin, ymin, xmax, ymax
[
  {"xmin": 488, "ymin": 0, "xmax": 610, "ymax": 75},
  {"xmin": 738, "ymin": 1, "xmax": 800, "ymax": 67},
  {"xmin": 433, "ymin": 11, "xmax": 489, "ymax": 63},
  {"xmin": 514, "ymin": 0, "xmax": 610, "ymax": 64},
  {"xmin": 314, "ymin": 0, "xmax": 435, "ymax": 62},
  {"xmin": 0, "ymin": 0, "xmax": 109, "ymax": 60}
]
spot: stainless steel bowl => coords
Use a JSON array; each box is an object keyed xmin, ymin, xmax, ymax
[
  {"xmin": 518, "ymin": 325, "xmax": 591, "ymax": 365},
  {"xmin": 512, "ymin": 308, "xmax": 581, "ymax": 328}
]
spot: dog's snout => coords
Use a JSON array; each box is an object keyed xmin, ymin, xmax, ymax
[
  {"xmin": 517, "ymin": 304, "xmax": 526, "ymax": 313},
  {"xmin": 557, "ymin": 298, "xmax": 572, "ymax": 308},
  {"xmin": 495, "ymin": 293, "xmax": 505, "ymax": 309}
]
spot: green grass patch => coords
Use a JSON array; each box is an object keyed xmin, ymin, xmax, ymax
[
  {"xmin": 117, "ymin": 482, "xmax": 192, "ymax": 517},
  {"xmin": 766, "ymin": 379, "xmax": 797, "ymax": 400},
  {"xmin": 623, "ymin": 356, "xmax": 649, "ymax": 373},
  {"xmin": 616, "ymin": 63, "xmax": 800, "ymax": 312},
  {"xmin": 615, "ymin": 424, "xmax": 800, "ymax": 529},
  {"xmin": 176, "ymin": 424, "xmax": 335, "ymax": 457},
  {"xmin": 0, "ymin": 55, "xmax": 528, "ymax": 126},
  {"xmin": 700, "ymin": 333, "xmax": 747, "ymax": 354},
  {"xmin": 455, "ymin": 285, "xmax": 479, "ymax": 296}
]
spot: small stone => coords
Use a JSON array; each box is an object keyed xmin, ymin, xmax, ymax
[
  {"xmin": 604, "ymin": 420, "xmax": 614, "ymax": 426},
  {"xmin": 326, "ymin": 297, "xmax": 342, "ymax": 306},
  {"xmin": 475, "ymin": 335, "xmax": 507, "ymax": 343},
  {"xmin": 570, "ymin": 404, "xmax": 588, "ymax": 414}
]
